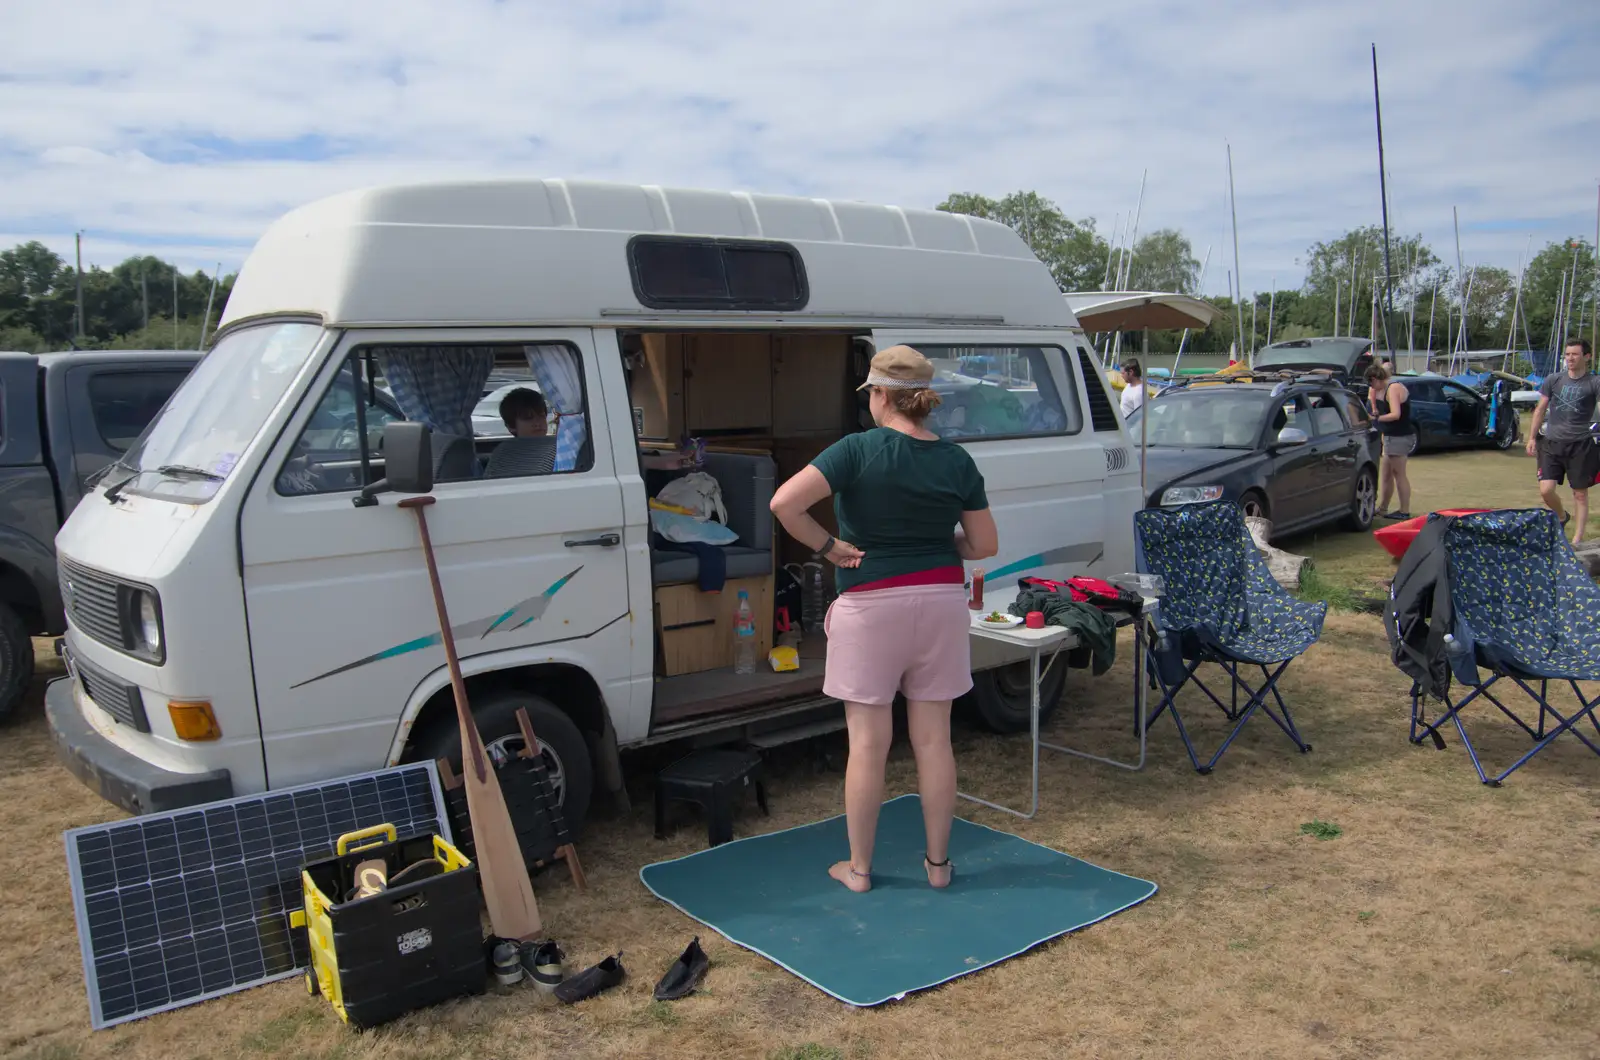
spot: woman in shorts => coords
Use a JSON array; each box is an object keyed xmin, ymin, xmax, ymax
[
  {"xmin": 769, "ymin": 345, "xmax": 998, "ymax": 893},
  {"xmin": 1367, "ymin": 362, "xmax": 1416, "ymax": 519}
]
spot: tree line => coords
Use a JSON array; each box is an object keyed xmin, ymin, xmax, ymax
[
  {"xmin": 936, "ymin": 190, "xmax": 1597, "ymax": 359},
  {"xmin": 3, "ymin": 190, "xmax": 1595, "ymax": 360},
  {"xmin": 0, "ymin": 242, "xmax": 235, "ymax": 354}
]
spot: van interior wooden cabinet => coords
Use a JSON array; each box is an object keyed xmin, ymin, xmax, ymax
[{"xmin": 653, "ymin": 576, "xmax": 775, "ymax": 677}]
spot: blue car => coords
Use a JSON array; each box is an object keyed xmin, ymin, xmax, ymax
[
  {"xmin": 1391, "ymin": 375, "xmax": 1519, "ymax": 452},
  {"xmin": 1127, "ymin": 376, "xmax": 1382, "ymax": 540}
]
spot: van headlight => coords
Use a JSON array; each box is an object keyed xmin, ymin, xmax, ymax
[
  {"xmin": 118, "ymin": 586, "xmax": 165, "ymax": 662},
  {"xmin": 137, "ymin": 593, "xmax": 162, "ymax": 654},
  {"xmin": 1160, "ymin": 485, "xmax": 1224, "ymax": 507}
]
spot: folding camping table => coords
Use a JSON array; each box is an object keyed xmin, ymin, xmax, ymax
[{"xmin": 957, "ymin": 592, "xmax": 1155, "ymax": 821}]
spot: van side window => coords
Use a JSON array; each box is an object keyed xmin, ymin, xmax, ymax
[
  {"xmin": 87, "ymin": 370, "xmax": 189, "ymax": 451},
  {"xmin": 901, "ymin": 345, "xmax": 1080, "ymax": 440},
  {"xmin": 275, "ymin": 343, "xmax": 592, "ymax": 496},
  {"xmin": 628, "ymin": 236, "xmax": 808, "ymax": 312}
]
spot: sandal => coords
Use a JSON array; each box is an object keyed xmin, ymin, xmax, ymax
[{"xmin": 924, "ymin": 853, "xmax": 953, "ymax": 887}]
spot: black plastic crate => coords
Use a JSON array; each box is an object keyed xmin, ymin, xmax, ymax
[{"xmin": 298, "ymin": 829, "xmax": 484, "ymax": 1029}]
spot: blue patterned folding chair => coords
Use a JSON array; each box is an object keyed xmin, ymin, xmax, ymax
[
  {"xmin": 1409, "ymin": 509, "xmax": 1600, "ymax": 785},
  {"xmin": 1134, "ymin": 500, "xmax": 1328, "ymax": 773}
]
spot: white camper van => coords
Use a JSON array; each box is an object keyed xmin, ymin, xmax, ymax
[{"xmin": 47, "ymin": 179, "xmax": 1141, "ymax": 826}]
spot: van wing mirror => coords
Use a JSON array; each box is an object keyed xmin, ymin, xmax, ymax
[{"xmin": 352, "ymin": 422, "xmax": 433, "ymax": 508}]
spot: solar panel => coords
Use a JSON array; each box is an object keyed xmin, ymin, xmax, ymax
[{"xmin": 64, "ymin": 762, "xmax": 449, "ymax": 1029}]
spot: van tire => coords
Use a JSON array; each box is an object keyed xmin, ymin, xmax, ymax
[
  {"xmin": 0, "ymin": 604, "xmax": 33, "ymax": 724},
  {"xmin": 410, "ymin": 691, "xmax": 594, "ymax": 840},
  {"xmin": 966, "ymin": 661, "xmax": 1068, "ymax": 734}
]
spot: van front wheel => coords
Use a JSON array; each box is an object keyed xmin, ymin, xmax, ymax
[
  {"xmin": 410, "ymin": 691, "xmax": 594, "ymax": 840},
  {"xmin": 965, "ymin": 661, "xmax": 1068, "ymax": 734}
]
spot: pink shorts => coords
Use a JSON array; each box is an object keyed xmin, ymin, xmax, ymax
[{"xmin": 822, "ymin": 583, "xmax": 974, "ymax": 706}]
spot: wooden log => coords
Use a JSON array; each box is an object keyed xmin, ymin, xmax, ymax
[
  {"xmin": 1244, "ymin": 516, "xmax": 1313, "ymax": 591},
  {"xmin": 1573, "ymin": 540, "xmax": 1600, "ymax": 579}
]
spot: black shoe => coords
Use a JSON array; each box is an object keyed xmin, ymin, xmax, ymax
[
  {"xmin": 1380, "ymin": 510, "xmax": 1410, "ymax": 520},
  {"xmin": 553, "ymin": 952, "xmax": 626, "ymax": 1004},
  {"xmin": 520, "ymin": 939, "xmax": 565, "ymax": 994},
  {"xmin": 491, "ymin": 941, "xmax": 523, "ymax": 986},
  {"xmin": 653, "ymin": 937, "xmax": 709, "ymax": 1001}
]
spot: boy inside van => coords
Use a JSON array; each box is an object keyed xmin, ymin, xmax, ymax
[{"xmin": 499, "ymin": 387, "xmax": 550, "ymax": 438}]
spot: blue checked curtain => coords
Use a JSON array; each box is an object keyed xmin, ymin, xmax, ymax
[
  {"xmin": 374, "ymin": 346, "xmax": 496, "ymax": 439},
  {"xmin": 524, "ymin": 344, "xmax": 587, "ymax": 472}
]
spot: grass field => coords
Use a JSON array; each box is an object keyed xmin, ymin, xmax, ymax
[
  {"xmin": 1280, "ymin": 444, "xmax": 1580, "ymax": 608},
  {"xmin": 3, "ymin": 445, "xmax": 1598, "ymax": 1060}
]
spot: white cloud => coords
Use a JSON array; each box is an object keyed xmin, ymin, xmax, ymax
[{"xmin": 2, "ymin": 0, "xmax": 1596, "ymax": 293}]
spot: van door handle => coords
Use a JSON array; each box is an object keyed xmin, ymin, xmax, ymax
[{"xmin": 565, "ymin": 533, "xmax": 620, "ymax": 548}]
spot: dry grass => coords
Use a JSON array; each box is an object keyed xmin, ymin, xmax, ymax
[
  {"xmin": 5, "ymin": 447, "xmax": 1599, "ymax": 1060},
  {"xmin": 6, "ymin": 613, "xmax": 1600, "ymax": 1060}
]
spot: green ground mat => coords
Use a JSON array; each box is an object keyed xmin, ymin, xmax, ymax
[{"xmin": 638, "ymin": 794, "xmax": 1157, "ymax": 1006}]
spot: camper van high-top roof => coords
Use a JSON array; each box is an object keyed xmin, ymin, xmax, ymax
[{"xmin": 219, "ymin": 179, "xmax": 1080, "ymax": 334}]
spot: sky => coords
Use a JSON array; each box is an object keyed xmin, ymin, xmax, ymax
[{"xmin": 3, "ymin": 0, "xmax": 1597, "ymax": 299}]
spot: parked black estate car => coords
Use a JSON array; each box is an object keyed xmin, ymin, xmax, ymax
[{"xmin": 1126, "ymin": 374, "xmax": 1382, "ymax": 541}]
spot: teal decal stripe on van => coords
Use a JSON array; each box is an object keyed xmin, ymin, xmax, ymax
[
  {"xmin": 290, "ymin": 566, "xmax": 583, "ymax": 689},
  {"xmin": 984, "ymin": 543, "xmax": 1105, "ymax": 583}
]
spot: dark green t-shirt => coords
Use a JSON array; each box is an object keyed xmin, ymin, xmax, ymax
[{"xmin": 809, "ymin": 428, "xmax": 988, "ymax": 592}]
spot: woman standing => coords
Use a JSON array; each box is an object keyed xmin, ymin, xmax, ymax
[
  {"xmin": 1366, "ymin": 363, "xmax": 1415, "ymax": 519},
  {"xmin": 769, "ymin": 346, "xmax": 998, "ymax": 893}
]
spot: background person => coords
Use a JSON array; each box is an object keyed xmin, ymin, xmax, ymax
[
  {"xmin": 1366, "ymin": 363, "xmax": 1416, "ymax": 519},
  {"xmin": 1120, "ymin": 359, "xmax": 1145, "ymax": 418},
  {"xmin": 769, "ymin": 345, "xmax": 998, "ymax": 894},
  {"xmin": 1526, "ymin": 338, "xmax": 1600, "ymax": 543}
]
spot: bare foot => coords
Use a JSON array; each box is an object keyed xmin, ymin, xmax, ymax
[
  {"xmin": 829, "ymin": 860, "xmax": 871, "ymax": 893},
  {"xmin": 924, "ymin": 856, "xmax": 953, "ymax": 889}
]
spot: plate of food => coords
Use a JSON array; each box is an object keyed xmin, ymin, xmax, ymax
[{"xmin": 974, "ymin": 609, "xmax": 1022, "ymax": 628}]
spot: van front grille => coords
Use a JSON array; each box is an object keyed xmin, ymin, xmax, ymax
[
  {"xmin": 66, "ymin": 644, "xmax": 149, "ymax": 732},
  {"xmin": 60, "ymin": 558, "xmax": 125, "ymax": 651}
]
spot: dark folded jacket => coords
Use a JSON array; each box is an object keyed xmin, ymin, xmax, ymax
[{"xmin": 1008, "ymin": 588, "xmax": 1118, "ymax": 675}]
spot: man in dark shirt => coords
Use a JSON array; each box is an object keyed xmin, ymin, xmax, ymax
[{"xmin": 1526, "ymin": 338, "xmax": 1600, "ymax": 543}]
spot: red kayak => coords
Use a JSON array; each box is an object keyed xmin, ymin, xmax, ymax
[{"xmin": 1373, "ymin": 508, "xmax": 1493, "ymax": 559}]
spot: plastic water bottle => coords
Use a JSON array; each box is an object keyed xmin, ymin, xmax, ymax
[
  {"xmin": 803, "ymin": 560, "xmax": 826, "ymax": 632},
  {"xmin": 734, "ymin": 590, "xmax": 757, "ymax": 674}
]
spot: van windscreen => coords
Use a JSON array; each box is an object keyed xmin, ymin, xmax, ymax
[{"xmin": 111, "ymin": 322, "xmax": 324, "ymax": 504}]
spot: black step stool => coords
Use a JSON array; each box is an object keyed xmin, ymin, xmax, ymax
[{"xmin": 654, "ymin": 748, "xmax": 769, "ymax": 847}]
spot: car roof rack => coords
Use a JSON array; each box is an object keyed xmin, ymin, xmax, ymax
[{"xmin": 1161, "ymin": 367, "xmax": 1338, "ymax": 391}]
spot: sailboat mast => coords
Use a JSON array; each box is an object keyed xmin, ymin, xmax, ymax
[
  {"xmin": 1172, "ymin": 244, "xmax": 1212, "ymax": 374},
  {"xmin": 1227, "ymin": 143, "xmax": 1244, "ymax": 364},
  {"xmin": 1266, "ymin": 275, "xmax": 1277, "ymax": 347},
  {"xmin": 1371, "ymin": 44, "xmax": 1397, "ymax": 357},
  {"xmin": 1121, "ymin": 169, "xmax": 1147, "ymax": 290}
]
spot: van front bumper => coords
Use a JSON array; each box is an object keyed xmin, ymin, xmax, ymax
[{"xmin": 46, "ymin": 676, "xmax": 233, "ymax": 815}]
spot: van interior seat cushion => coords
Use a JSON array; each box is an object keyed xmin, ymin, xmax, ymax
[{"xmin": 652, "ymin": 546, "xmax": 771, "ymax": 586}]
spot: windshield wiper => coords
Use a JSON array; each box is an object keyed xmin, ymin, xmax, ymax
[
  {"xmin": 96, "ymin": 458, "xmax": 139, "ymax": 503},
  {"xmin": 86, "ymin": 457, "xmax": 130, "ymax": 490},
  {"xmin": 155, "ymin": 464, "xmax": 225, "ymax": 481}
]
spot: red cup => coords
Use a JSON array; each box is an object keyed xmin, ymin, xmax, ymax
[{"xmin": 1025, "ymin": 611, "xmax": 1045, "ymax": 629}]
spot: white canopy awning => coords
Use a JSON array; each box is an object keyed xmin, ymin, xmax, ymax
[{"xmin": 1064, "ymin": 290, "xmax": 1223, "ymax": 332}]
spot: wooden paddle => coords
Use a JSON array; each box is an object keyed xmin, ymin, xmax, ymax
[{"xmin": 399, "ymin": 496, "xmax": 542, "ymax": 940}]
